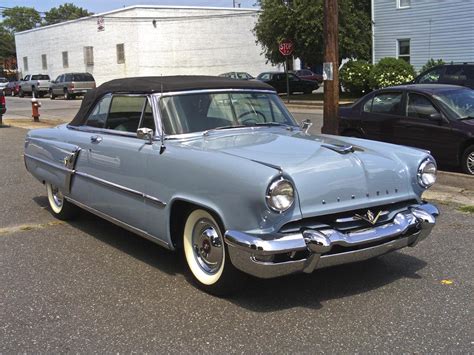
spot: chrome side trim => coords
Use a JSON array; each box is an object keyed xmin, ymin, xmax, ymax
[
  {"xmin": 64, "ymin": 197, "xmax": 170, "ymax": 249},
  {"xmin": 24, "ymin": 153, "xmax": 74, "ymax": 174},
  {"xmin": 74, "ymin": 171, "xmax": 166, "ymax": 207}
]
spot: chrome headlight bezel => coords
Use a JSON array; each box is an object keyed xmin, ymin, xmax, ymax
[
  {"xmin": 417, "ymin": 158, "xmax": 437, "ymax": 188},
  {"xmin": 266, "ymin": 178, "xmax": 295, "ymax": 213}
]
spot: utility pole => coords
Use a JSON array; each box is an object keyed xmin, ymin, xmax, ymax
[{"xmin": 321, "ymin": 0, "xmax": 339, "ymax": 135}]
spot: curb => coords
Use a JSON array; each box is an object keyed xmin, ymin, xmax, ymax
[{"xmin": 436, "ymin": 170, "xmax": 473, "ymax": 190}]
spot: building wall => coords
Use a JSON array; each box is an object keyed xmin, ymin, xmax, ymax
[
  {"xmin": 373, "ymin": 0, "xmax": 474, "ymax": 70},
  {"xmin": 15, "ymin": 6, "xmax": 278, "ymax": 85}
]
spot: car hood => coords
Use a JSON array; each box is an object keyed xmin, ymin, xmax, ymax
[{"xmin": 182, "ymin": 129, "xmax": 421, "ymax": 218}]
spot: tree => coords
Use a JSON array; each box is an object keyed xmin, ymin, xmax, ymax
[
  {"xmin": 254, "ymin": 0, "xmax": 371, "ymax": 66},
  {"xmin": 1, "ymin": 6, "xmax": 41, "ymax": 33},
  {"xmin": 44, "ymin": 3, "xmax": 93, "ymax": 25},
  {"xmin": 0, "ymin": 27, "xmax": 16, "ymax": 60}
]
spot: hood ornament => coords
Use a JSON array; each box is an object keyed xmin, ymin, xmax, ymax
[
  {"xmin": 354, "ymin": 209, "xmax": 385, "ymax": 225},
  {"xmin": 321, "ymin": 143, "xmax": 354, "ymax": 154}
]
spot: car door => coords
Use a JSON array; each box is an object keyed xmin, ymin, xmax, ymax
[
  {"xmin": 72, "ymin": 94, "xmax": 151, "ymax": 231},
  {"xmin": 359, "ymin": 91, "xmax": 404, "ymax": 143},
  {"xmin": 390, "ymin": 92, "xmax": 454, "ymax": 164},
  {"xmin": 52, "ymin": 75, "xmax": 62, "ymax": 95},
  {"xmin": 21, "ymin": 75, "xmax": 31, "ymax": 92}
]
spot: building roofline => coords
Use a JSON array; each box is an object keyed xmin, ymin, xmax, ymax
[{"xmin": 15, "ymin": 5, "xmax": 259, "ymax": 36}]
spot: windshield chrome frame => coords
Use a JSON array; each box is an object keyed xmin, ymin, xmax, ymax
[{"xmin": 150, "ymin": 88, "xmax": 297, "ymax": 140}]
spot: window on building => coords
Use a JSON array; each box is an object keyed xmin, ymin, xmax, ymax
[
  {"xmin": 84, "ymin": 46, "xmax": 94, "ymax": 66},
  {"xmin": 23, "ymin": 57, "xmax": 29, "ymax": 71},
  {"xmin": 41, "ymin": 54, "xmax": 47, "ymax": 70},
  {"xmin": 397, "ymin": 39, "xmax": 410, "ymax": 63},
  {"xmin": 116, "ymin": 43, "xmax": 125, "ymax": 64},
  {"xmin": 397, "ymin": 0, "xmax": 410, "ymax": 8},
  {"xmin": 62, "ymin": 51, "xmax": 69, "ymax": 68}
]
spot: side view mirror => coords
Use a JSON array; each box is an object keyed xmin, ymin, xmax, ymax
[
  {"xmin": 137, "ymin": 127, "xmax": 154, "ymax": 144},
  {"xmin": 428, "ymin": 112, "xmax": 443, "ymax": 121},
  {"xmin": 300, "ymin": 119, "xmax": 313, "ymax": 133}
]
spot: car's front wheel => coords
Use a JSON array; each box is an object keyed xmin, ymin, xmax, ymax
[
  {"xmin": 49, "ymin": 89, "xmax": 55, "ymax": 100},
  {"xmin": 46, "ymin": 183, "xmax": 78, "ymax": 220},
  {"xmin": 183, "ymin": 209, "xmax": 244, "ymax": 296},
  {"xmin": 461, "ymin": 145, "xmax": 474, "ymax": 175}
]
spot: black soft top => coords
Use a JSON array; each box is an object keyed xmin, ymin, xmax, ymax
[{"xmin": 70, "ymin": 75, "xmax": 274, "ymax": 126}]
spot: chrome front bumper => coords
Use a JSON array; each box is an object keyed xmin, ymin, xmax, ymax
[{"xmin": 224, "ymin": 203, "xmax": 439, "ymax": 279}]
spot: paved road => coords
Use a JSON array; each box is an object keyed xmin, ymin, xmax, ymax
[
  {"xmin": 2, "ymin": 95, "xmax": 324, "ymax": 133},
  {"xmin": 1, "ymin": 126, "xmax": 473, "ymax": 353}
]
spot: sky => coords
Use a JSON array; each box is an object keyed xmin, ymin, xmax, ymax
[{"xmin": 1, "ymin": 0, "xmax": 258, "ymax": 14}]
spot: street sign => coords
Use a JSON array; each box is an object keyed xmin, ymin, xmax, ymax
[{"xmin": 279, "ymin": 40, "xmax": 294, "ymax": 56}]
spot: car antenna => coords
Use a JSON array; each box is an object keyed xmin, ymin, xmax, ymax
[{"xmin": 159, "ymin": 81, "xmax": 166, "ymax": 154}]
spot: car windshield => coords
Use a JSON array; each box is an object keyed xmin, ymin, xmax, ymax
[
  {"xmin": 159, "ymin": 91, "xmax": 298, "ymax": 135},
  {"xmin": 434, "ymin": 89, "xmax": 474, "ymax": 119}
]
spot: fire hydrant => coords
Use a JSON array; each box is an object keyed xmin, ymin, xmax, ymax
[{"xmin": 31, "ymin": 97, "xmax": 41, "ymax": 122}]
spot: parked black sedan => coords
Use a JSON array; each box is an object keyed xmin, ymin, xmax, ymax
[
  {"xmin": 257, "ymin": 72, "xmax": 319, "ymax": 94},
  {"xmin": 339, "ymin": 84, "xmax": 474, "ymax": 175}
]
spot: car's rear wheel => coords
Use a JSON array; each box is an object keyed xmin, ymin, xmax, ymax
[
  {"xmin": 64, "ymin": 89, "xmax": 71, "ymax": 100},
  {"xmin": 49, "ymin": 89, "xmax": 55, "ymax": 100},
  {"xmin": 461, "ymin": 145, "xmax": 474, "ymax": 175},
  {"xmin": 46, "ymin": 183, "xmax": 78, "ymax": 220},
  {"xmin": 183, "ymin": 209, "xmax": 244, "ymax": 296}
]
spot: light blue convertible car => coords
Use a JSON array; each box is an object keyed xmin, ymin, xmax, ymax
[{"xmin": 24, "ymin": 76, "xmax": 439, "ymax": 295}]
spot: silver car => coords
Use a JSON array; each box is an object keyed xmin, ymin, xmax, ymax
[
  {"xmin": 49, "ymin": 72, "xmax": 96, "ymax": 100},
  {"xmin": 24, "ymin": 76, "xmax": 439, "ymax": 296}
]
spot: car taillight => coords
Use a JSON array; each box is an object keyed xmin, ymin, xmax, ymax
[
  {"xmin": 1, "ymin": 95, "xmax": 5, "ymax": 106},
  {"xmin": 69, "ymin": 83, "xmax": 74, "ymax": 89}
]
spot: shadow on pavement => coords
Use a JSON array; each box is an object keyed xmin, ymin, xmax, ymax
[{"xmin": 32, "ymin": 195, "xmax": 428, "ymax": 310}]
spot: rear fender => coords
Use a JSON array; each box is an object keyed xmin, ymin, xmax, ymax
[{"xmin": 24, "ymin": 137, "xmax": 81, "ymax": 193}]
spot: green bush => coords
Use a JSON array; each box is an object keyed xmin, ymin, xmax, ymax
[
  {"xmin": 339, "ymin": 60, "xmax": 373, "ymax": 95},
  {"xmin": 420, "ymin": 58, "xmax": 445, "ymax": 73},
  {"xmin": 370, "ymin": 57, "xmax": 416, "ymax": 88}
]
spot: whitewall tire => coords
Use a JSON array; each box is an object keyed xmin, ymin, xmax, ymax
[
  {"xmin": 183, "ymin": 209, "xmax": 243, "ymax": 296},
  {"xmin": 46, "ymin": 183, "xmax": 78, "ymax": 220}
]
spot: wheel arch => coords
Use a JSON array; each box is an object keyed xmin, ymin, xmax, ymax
[
  {"xmin": 459, "ymin": 139, "xmax": 474, "ymax": 168},
  {"xmin": 168, "ymin": 198, "xmax": 225, "ymax": 250}
]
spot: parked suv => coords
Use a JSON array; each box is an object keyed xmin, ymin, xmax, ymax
[
  {"xmin": 49, "ymin": 73, "xmax": 96, "ymax": 100},
  {"xmin": 19, "ymin": 74, "xmax": 51, "ymax": 97},
  {"xmin": 413, "ymin": 63, "xmax": 474, "ymax": 89}
]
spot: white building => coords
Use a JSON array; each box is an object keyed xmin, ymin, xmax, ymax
[
  {"xmin": 372, "ymin": 0, "xmax": 474, "ymax": 70},
  {"xmin": 15, "ymin": 5, "xmax": 279, "ymax": 84}
]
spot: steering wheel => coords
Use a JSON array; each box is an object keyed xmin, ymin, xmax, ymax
[{"xmin": 238, "ymin": 110, "xmax": 266, "ymax": 125}]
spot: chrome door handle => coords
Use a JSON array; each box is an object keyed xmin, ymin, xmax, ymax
[{"xmin": 90, "ymin": 135, "xmax": 102, "ymax": 143}]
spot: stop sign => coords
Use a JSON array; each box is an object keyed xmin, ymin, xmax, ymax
[{"xmin": 279, "ymin": 40, "xmax": 294, "ymax": 56}]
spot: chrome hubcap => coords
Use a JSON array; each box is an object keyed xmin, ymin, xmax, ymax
[
  {"xmin": 51, "ymin": 186, "xmax": 63, "ymax": 208},
  {"xmin": 467, "ymin": 152, "xmax": 474, "ymax": 174},
  {"xmin": 192, "ymin": 219, "xmax": 223, "ymax": 274}
]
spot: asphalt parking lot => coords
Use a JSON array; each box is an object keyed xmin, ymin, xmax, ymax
[{"xmin": 1, "ymin": 119, "xmax": 473, "ymax": 352}]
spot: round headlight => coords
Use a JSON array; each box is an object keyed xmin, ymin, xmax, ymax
[
  {"xmin": 418, "ymin": 158, "xmax": 437, "ymax": 188},
  {"xmin": 266, "ymin": 178, "xmax": 295, "ymax": 213}
]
